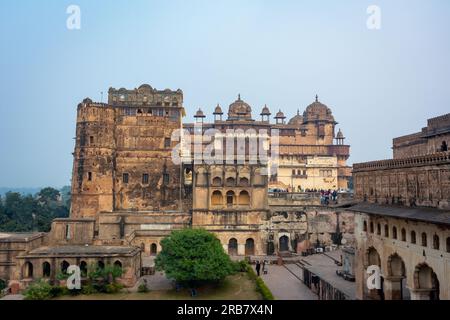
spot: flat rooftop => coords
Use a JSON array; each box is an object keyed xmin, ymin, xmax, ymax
[
  {"xmin": 23, "ymin": 245, "xmax": 139, "ymax": 257},
  {"xmin": 347, "ymin": 203, "xmax": 450, "ymax": 226},
  {"xmin": 0, "ymin": 232, "xmax": 45, "ymax": 242}
]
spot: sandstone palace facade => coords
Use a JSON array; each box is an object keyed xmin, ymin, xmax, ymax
[
  {"xmin": 349, "ymin": 113, "xmax": 450, "ymax": 300},
  {"xmin": 1, "ymin": 84, "xmax": 354, "ymax": 290}
]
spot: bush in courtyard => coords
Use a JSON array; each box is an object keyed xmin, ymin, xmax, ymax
[
  {"xmin": 105, "ymin": 282, "xmax": 124, "ymax": 294},
  {"xmin": 255, "ymin": 277, "xmax": 275, "ymax": 300},
  {"xmin": 24, "ymin": 279, "xmax": 53, "ymax": 300},
  {"xmin": 138, "ymin": 283, "xmax": 149, "ymax": 293},
  {"xmin": 0, "ymin": 279, "xmax": 6, "ymax": 291},
  {"xmin": 81, "ymin": 283, "xmax": 97, "ymax": 295},
  {"xmin": 155, "ymin": 229, "xmax": 236, "ymax": 287}
]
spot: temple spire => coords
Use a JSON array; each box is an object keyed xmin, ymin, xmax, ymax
[{"xmin": 315, "ymin": 94, "xmax": 319, "ymax": 102}]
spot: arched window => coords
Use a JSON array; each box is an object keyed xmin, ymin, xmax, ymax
[
  {"xmin": 401, "ymin": 228, "xmax": 406, "ymax": 241},
  {"xmin": 151, "ymin": 243, "xmax": 157, "ymax": 255},
  {"xmin": 114, "ymin": 260, "xmax": 122, "ymax": 271},
  {"xmin": 80, "ymin": 261, "xmax": 87, "ymax": 277},
  {"xmin": 211, "ymin": 190, "xmax": 223, "ymax": 206},
  {"xmin": 392, "ymin": 227, "xmax": 397, "ymax": 240},
  {"xmin": 239, "ymin": 177, "xmax": 249, "ymax": 186},
  {"xmin": 411, "ymin": 231, "xmax": 416, "ymax": 244},
  {"xmin": 433, "ymin": 235, "xmax": 440, "ymax": 250},
  {"xmin": 377, "ymin": 223, "xmax": 381, "ymax": 235},
  {"xmin": 384, "ymin": 225, "xmax": 389, "ymax": 237},
  {"xmin": 239, "ymin": 190, "xmax": 250, "ymax": 206},
  {"xmin": 370, "ymin": 222, "xmax": 374, "ymax": 233},
  {"xmin": 421, "ymin": 233, "xmax": 427, "ymax": 247},
  {"xmin": 363, "ymin": 221, "xmax": 367, "ymax": 232},
  {"xmin": 97, "ymin": 260, "xmax": 105, "ymax": 270},
  {"xmin": 226, "ymin": 177, "xmax": 235, "ymax": 186},
  {"xmin": 23, "ymin": 262, "xmax": 33, "ymax": 279},
  {"xmin": 212, "ymin": 177, "xmax": 222, "ymax": 187},
  {"xmin": 42, "ymin": 262, "xmax": 51, "ymax": 278},
  {"xmin": 245, "ymin": 238, "xmax": 255, "ymax": 256},
  {"xmin": 226, "ymin": 191, "xmax": 235, "ymax": 207},
  {"xmin": 61, "ymin": 260, "xmax": 69, "ymax": 274},
  {"xmin": 228, "ymin": 238, "xmax": 238, "ymax": 255}
]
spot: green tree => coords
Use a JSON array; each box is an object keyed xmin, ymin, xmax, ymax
[
  {"xmin": 37, "ymin": 187, "xmax": 60, "ymax": 205},
  {"xmin": 155, "ymin": 229, "xmax": 236, "ymax": 287}
]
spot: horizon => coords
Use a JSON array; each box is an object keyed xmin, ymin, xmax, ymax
[{"xmin": 1, "ymin": 0, "xmax": 450, "ymax": 187}]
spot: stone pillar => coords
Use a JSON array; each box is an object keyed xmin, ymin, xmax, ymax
[
  {"xmin": 384, "ymin": 276, "xmax": 404, "ymax": 300},
  {"xmin": 410, "ymin": 288, "xmax": 432, "ymax": 300},
  {"xmin": 238, "ymin": 244, "xmax": 245, "ymax": 256}
]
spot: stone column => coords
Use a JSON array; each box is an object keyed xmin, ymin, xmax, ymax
[
  {"xmin": 410, "ymin": 288, "xmax": 432, "ymax": 300},
  {"xmin": 238, "ymin": 244, "xmax": 245, "ymax": 256},
  {"xmin": 383, "ymin": 276, "xmax": 404, "ymax": 300}
]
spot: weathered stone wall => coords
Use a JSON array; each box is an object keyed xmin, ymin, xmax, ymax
[
  {"xmin": 393, "ymin": 113, "xmax": 450, "ymax": 159},
  {"xmin": 353, "ymin": 152, "xmax": 450, "ymax": 209},
  {"xmin": 353, "ymin": 211, "xmax": 450, "ymax": 300}
]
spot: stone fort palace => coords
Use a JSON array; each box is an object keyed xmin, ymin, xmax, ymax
[
  {"xmin": 0, "ymin": 84, "xmax": 353, "ymax": 289},
  {"xmin": 2, "ymin": 83, "xmax": 448, "ymax": 300}
]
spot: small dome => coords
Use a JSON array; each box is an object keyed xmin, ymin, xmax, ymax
[
  {"xmin": 194, "ymin": 108, "xmax": 206, "ymax": 118},
  {"xmin": 82, "ymin": 98, "xmax": 93, "ymax": 104},
  {"xmin": 275, "ymin": 109, "xmax": 286, "ymax": 119},
  {"xmin": 260, "ymin": 105, "xmax": 271, "ymax": 116},
  {"xmin": 138, "ymin": 84, "xmax": 153, "ymax": 91},
  {"xmin": 213, "ymin": 104, "xmax": 223, "ymax": 115},
  {"xmin": 288, "ymin": 110, "xmax": 304, "ymax": 125},
  {"xmin": 336, "ymin": 129, "xmax": 345, "ymax": 139},
  {"xmin": 303, "ymin": 95, "xmax": 335, "ymax": 123}
]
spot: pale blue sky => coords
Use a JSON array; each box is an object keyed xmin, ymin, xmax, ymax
[{"xmin": 1, "ymin": 0, "xmax": 449, "ymax": 188}]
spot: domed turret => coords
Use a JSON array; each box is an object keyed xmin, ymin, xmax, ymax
[
  {"xmin": 303, "ymin": 95, "xmax": 335, "ymax": 123},
  {"xmin": 227, "ymin": 94, "xmax": 253, "ymax": 121},
  {"xmin": 288, "ymin": 109, "xmax": 304, "ymax": 126},
  {"xmin": 260, "ymin": 104, "xmax": 271, "ymax": 122},
  {"xmin": 274, "ymin": 109, "xmax": 286, "ymax": 124},
  {"xmin": 194, "ymin": 108, "xmax": 206, "ymax": 123},
  {"xmin": 213, "ymin": 104, "xmax": 223, "ymax": 121},
  {"xmin": 336, "ymin": 128, "xmax": 345, "ymax": 145}
]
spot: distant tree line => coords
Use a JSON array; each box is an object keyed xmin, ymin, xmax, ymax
[{"xmin": 0, "ymin": 186, "xmax": 70, "ymax": 232}]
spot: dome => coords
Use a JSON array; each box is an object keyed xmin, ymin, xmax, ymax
[
  {"xmin": 82, "ymin": 97, "xmax": 93, "ymax": 104},
  {"xmin": 138, "ymin": 84, "xmax": 153, "ymax": 91},
  {"xmin": 303, "ymin": 95, "xmax": 335, "ymax": 123},
  {"xmin": 275, "ymin": 109, "xmax": 286, "ymax": 119},
  {"xmin": 260, "ymin": 105, "xmax": 271, "ymax": 116},
  {"xmin": 213, "ymin": 104, "xmax": 223, "ymax": 115},
  {"xmin": 336, "ymin": 129, "xmax": 345, "ymax": 139},
  {"xmin": 227, "ymin": 94, "xmax": 252, "ymax": 120},
  {"xmin": 194, "ymin": 108, "xmax": 206, "ymax": 118},
  {"xmin": 288, "ymin": 110, "xmax": 304, "ymax": 125}
]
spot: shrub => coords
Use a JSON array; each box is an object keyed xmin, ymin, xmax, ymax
[
  {"xmin": 81, "ymin": 284, "xmax": 97, "ymax": 295},
  {"xmin": 156, "ymin": 229, "xmax": 236, "ymax": 287},
  {"xmin": 0, "ymin": 279, "xmax": 6, "ymax": 291},
  {"xmin": 49, "ymin": 285, "xmax": 69, "ymax": 297},
  {"xmin": 138, "ymin": 284, "xmax": 149, "ymax": 293},
  {"xmin": 244, "ymin": 263, "xmax": 275, "ymax": 300},
  {"xmin": 105, "ymin": 282, "xmax": 124, "ymax": 294},
  {"xmin": 255, "ymin": 277, "xmax": 275, "ymax": 300},
  {"xmin": 24, "ymin": 280, "xmax": 53, "ymax": 300}
]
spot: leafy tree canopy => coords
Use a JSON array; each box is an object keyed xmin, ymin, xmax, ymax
[{"xmin": 155, "ymin": 228, "xmax": 236, "ymax": 286}]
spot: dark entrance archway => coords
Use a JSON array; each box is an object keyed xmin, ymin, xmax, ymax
[
  {"xmin": 279, "ymin": 235, "xmax": 289, "ymax": 252},
  {"xmin": 228, "ymin": 238, "xmax": 238, "ymax": 255},
  {"xmin": 150, "ymin": 243, "xmax": 157, "ymax": 256},
  {"xmin": 245, "ymin": 238, "xmax": 255, "ymax": 256},
  {"xmin": 267, "ymin": 242, "xmax": 275, "ymax": 255}
]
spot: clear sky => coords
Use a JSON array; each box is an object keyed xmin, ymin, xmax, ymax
[{"xmin": 0, "ymin": 0, "xmax": 449, "ymax": 188}]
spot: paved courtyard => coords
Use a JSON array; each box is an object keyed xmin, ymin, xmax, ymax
[{"xmin": 260, "ymin": 265, "xmax": 317, "ymax": 300}]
